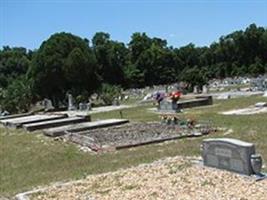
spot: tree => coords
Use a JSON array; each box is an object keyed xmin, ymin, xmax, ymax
[
  {"xmin": 181, "ymin": 66, "xmax": 208, "ymax": 90},
  {"xmin": 0, "ymin": 46, "xmax": 30, "ymax": 88},
  {"xmin": 28, "ymin": 32, "xmax": 98, "ymax": 106},
  {"xmin": 92, "ymin": 32, "xmax": 128, "ymax": 85},
  {"xmin": 249, "ymin": 57, "xmax": 265, "ymax": 77},
  {"xmin": 123, "ymin": 64, "xmax": 145, "ymax": 88},
  {"xmin": 0, "ymin": 76, "xmax": 32, "ymax": 113}
]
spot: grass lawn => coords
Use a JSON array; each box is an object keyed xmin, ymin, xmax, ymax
[{"xmin": 1, "ymin": 95, "xmax": 267, "ymax": 197}]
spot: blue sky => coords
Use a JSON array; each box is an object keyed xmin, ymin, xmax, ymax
[{"xmin": 1, "ymin": 0, "xmax": 267, "ymax": 50}]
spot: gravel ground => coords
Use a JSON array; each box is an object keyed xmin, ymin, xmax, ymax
[{"xmin": 30, "ymin": 156, "xmax": 267, "ymax": 200}]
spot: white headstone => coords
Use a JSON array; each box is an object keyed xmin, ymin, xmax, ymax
[
  {"xmin": 68, "ymin": 94, "xmax": 75, "ymax": 111},
  {"xmin": 202, "ymin": 85, "xmax": 209, "ymax": 94},
  {"xmin": 193, "ymin": 86, "xmax": 198, "ymax": 94}
]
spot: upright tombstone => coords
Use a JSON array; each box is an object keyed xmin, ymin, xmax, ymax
[
  {"xmin": 193, "ymin": 86, "xmax": 199, "ymax": 94},
  {"xmin": 113, "ymin": 98, "xmax": 120, "ymax": 106},
  {"xmin": 159, "ymin": 99, "xmax": 178, "ymax": 113},
  {"xmin": 202, "ymin": 138, "xmax": 263, "ymax": 175},
  {"xmin": 68, "ymin": 94, "xmax": 76, "ymax": 111},
  {"xmin": 202, "ymin": 85, "xmax": 209, "ymax": 94},
  {"xmin": 43, "ymin": 98, "xmax": 54, "ymax": 111},
  {"xmin": 86, "ymin": 101, "xmax": 92, "ymax": 111},
  {"xmin": 79, "ymin": 103, "xmax": 88, "ymax": 111}
]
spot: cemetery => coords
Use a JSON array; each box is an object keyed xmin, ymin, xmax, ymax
[
  {"xmin": 1, "ymin": 5, "xmax": 267, "ymax": 198},
  {"xmin": 0, "ymin": 93, "xmax": 265, "ymax": 200},
  {"xmin": 1, "ymin": 86, "xmax": 267, "ymax": 199}
]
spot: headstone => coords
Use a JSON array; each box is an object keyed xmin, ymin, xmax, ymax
[
  {"xmin": 193, "ymin": 86, "xmax": 199, "ymax": 94},
  {"xmin": 113, "ymin": 98, "xmax": 120, "ymax": 106},
  {"xmin": 202, "ymin": 138, "xmax": 263, "ymax": 175},
  {"xmin": 68, "ymin": 94, "xmax": 76, "ymax": 111},
  {"xmin": 86, "ymin": 102, "xmax": 92, "ymax": 111},
  {"xmin": 202, "ymin": 85, "xmax": 209, "ymax": 94},
  {"xmin": 124, "ymin": 95, "xmax": 129, "ymax": 100},
  {"xmin": 79, "ymin": 103, "xmax": 88, "ymax": 111},
  {"xmin": 43, "ymin": 98, "xmax": 54, "ymax": 111},
  {"xmin": 159, "ymin": 99, "xmax": 178, "ymax": 112},
  {"xmin": 263, "ymin": 91, "xmax": 267, "ymax": 97}
]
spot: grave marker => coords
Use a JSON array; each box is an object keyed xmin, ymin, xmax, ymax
[
  {"xmin": 202, "ymin": 138, "xmax": 263, "ymax": 175},
  {"xmin": 68, "ymin": 93, "xmax": 76, "ymax": 111}
]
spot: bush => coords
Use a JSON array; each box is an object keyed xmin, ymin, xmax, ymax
[
  {"xmin": 98, "ymin": 84, "xmax": 121, "ymax": 105},
  {"xmin": 0, "ymin": 76, "xmax": 33, "ymax": 113}
]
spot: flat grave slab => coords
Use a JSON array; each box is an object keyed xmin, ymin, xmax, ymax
[
  {"xmin": 43, "ymin": 119, "xmax": 129, "ymax": 137},
  {"xmin": 23, "ymin": 116, "xmax": 88, "ymax": 131},
  {"xmin": 67, "ymin": 122, "xmax": 204, "ymax": 152},
  {"xmin": 202, "ymin": 138, "xmax": 262, "ymax": 175},
  {"xmin": 177, "ymin": 96, "xmax": 213, "ymax": 109},
  {"xmin": 2, "ymin": 114, "xmax": 67, "ymax": 128},
  {"xmin": 0, "ymin": 112, "xmax": 32, "ymax": 122}
]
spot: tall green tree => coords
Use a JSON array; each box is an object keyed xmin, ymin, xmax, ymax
[
  {"xmin": 0, "ymin": 46, "xmax": 31, "ymax": 88},
  {"xmin": 28, "ymin": 32, "xmax": 98, "ymax": 106},
  {"xmin": 92, "ymin": 32, "xmax": 128, "ymax": 85}
]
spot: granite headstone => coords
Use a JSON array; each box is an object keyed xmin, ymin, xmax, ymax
[{"xmin": 202, "ymin": 138, "xmax": 262, "ymax": 175}]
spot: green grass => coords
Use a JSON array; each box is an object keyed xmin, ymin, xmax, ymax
[{"xmin": 1, "ymin": 95, "xmax": 267, "ymax": 197}]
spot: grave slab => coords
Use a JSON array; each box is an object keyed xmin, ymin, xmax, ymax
[
  {"xmin": 177, "ymin": 96, "xmax": 213, "ymax": 109},
  {"xmin": 67, "ymin": 122, "xmax": 209, "ymax": 152},
  {"xmin": 23, "ymin": 116, "xmax": 88, "ymax": 131},
  {"xmin": 43, "ymin": 119, "xmax": 129, "ymax": 137},
  {"xmin": 202, "ymin": 138, "xmax": 261, "ymax": 175},
  {"xmin": 2, "ymin": 114, "xmax": 67, "ymax": 128},
  {"xmin": 0, "ymin": 112, "xmax": 32, "ymax": 122}
]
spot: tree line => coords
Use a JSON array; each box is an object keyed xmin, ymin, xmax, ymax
[{"xmin": 0, "ymin": 23, "xmax": 267, "ymax": 112}]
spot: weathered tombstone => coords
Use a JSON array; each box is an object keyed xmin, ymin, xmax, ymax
[
  {"xmin": 202, "ymin": 138, "xmax": 263, "ymax": 175},
  {"xmin": 113, "ymin": 98, "xmax": 120, "ymax": 106},
  {"xmin": 86, "ymin": 102, "xmax": 92, "ymax": 111},
  {"xmin": 68, "ymin": 94, "xmax": 76, "ymax": 111},
  {"xmin": 159, "ymin": 99, "xmax": 178, "ymax": 113},
  {"xmin": 202, "ymin": 85, "xmax": 209, "ymax": 94},
  {"xmin": 193, "ymin": 86, "xmax": 199, "ymax": 94},
  {"xmin": 43, "ymin": 98, "xmax": 54, "ymax": 111},
  {"xmin": 79, "ymin": 103, "xmax": 88, "ymax": 111}
]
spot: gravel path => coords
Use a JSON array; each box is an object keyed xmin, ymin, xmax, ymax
[{"xmin": 30, "ymin": 156, "xmax": 267, "ymax": 200}]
